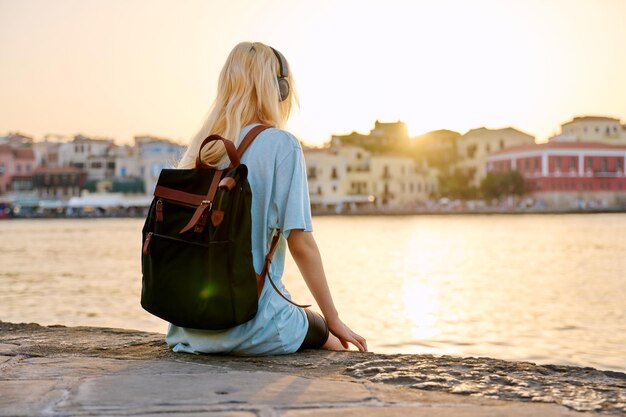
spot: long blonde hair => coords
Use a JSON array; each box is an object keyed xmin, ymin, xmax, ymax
[{"xmin": 176, "ymin": 42, "xmax": 297, "ymax": 169}]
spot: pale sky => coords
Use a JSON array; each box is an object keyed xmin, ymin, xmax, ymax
[{"xmin": 1, "ymin": 0, "xmax": 625, "ymax": 146}]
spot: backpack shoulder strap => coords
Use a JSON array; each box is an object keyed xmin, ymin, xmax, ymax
[
  {"xmin": 237, "ymin": 125, "xmax": 272, "ymax": 158},
  {"xmin": 256, "ymin": 229, "xmax": 311, "ymax": 309}
]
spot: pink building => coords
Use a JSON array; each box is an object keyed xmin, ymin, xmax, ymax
[
  {"xmin": 0, "ymin": 145, "xmax": 35, "ymax": 195},
  {"xmin": 486, "ymin": 142, "xmax": 626, "ymax": 208}
]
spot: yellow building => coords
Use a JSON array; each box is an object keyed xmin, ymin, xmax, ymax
[
  {"xmin": 550, "ymin": 116, "xmax": 626, "ymax": 144},
  {"xmin": 456, "ymin": 127, "xmax": 536, "ymax": 187},
  {"xmin": 303, "ymin": 143, "xmax": 437, "ymax": 211}
]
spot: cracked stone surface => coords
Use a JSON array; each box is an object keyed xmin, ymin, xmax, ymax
[{"xmin": 0, "ymin": 321, "xmax": 623, "ymax": 416}]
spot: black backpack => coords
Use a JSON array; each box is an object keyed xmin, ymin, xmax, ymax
[{"xmin": 141, "ymin": 125, "xmax": 307, "ymax": 330}]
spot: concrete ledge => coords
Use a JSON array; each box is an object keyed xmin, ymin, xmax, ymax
[{"xmin": 0, "ymin": 321, "xmax": 623, "ymax": 416}]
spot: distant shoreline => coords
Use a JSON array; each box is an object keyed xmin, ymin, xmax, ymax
[
  {"xmin": 311, "ymin": 208, "xmax": 626, "ymax": 216},
  {"xmin": 2, "ymin": 208, "xmax": 626, "ymax": 220}
]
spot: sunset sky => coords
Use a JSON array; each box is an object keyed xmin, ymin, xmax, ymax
[{"xmin": 1, "ymin": 0, "xmax": 625, "ymax": 146}]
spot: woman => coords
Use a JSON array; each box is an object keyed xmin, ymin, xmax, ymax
[{"xmin": 165, "ymin": 41, "xmax": 367, "ymax": 355}]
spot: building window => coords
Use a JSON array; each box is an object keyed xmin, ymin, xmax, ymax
[
  {"xmin": 595, "ymin": 127, "xmax": 600, "ymax": 133},
  {"xmin": 0, "ymin": 164, "xmax": 4, "ymax": 175},
  {"xmin": 151, "ymin": 163, "xmax": 163, "ymax": 177},
  {"xmin": 601, "ymin": 158, "xmax": 608, "ymax": 172},
  {"xmin": 525, "ymin": 159, "xmax": 530, "ymax": 169},
  {"xmin": 586, "ymin": 158, "xmax": 592, "ymax": 170},
  {"xmin": 555, "ymin": 158, "xmax": 561, "ymax": 171},
  {"xmin": 16, "ymin": 164, "xmax": 21, "ymax": 173},
  {"xmin": 535, "ymin": 158, "xmax": 540, "ymax": 169},
  {"xmin": 91, "ymin": 161, "xmax": 102, "ymax": 169},
  {"xmin": 485, "ymin": 143, "xmax": 491, "ymax": 153},
  {"xmin": 467, "ymin": 144, "xmax": 477, "ymax": 159},
  {"xmin": 107, "ymin": 162, "xmax": 115, "ymax": 169},
  {"xmin": 569, "ymin": 157, "xmax": 577, "ymax": 170},
  {"xmin": 331, "ymin": 167, "xmax": 338, "ymax": 179},
  {"xmin": 618, "ymin": 159, "xmax": 623, "ymax": 171},
  {"xmin": 332, "ymin": 185, "xmax": 337, "ymax": 192},
  {"xmin": 499, "ymin": 140, "xmax": 504, "ymax": 150},
  {"xmin": 308, "ymin": 167, "xmax": 317, "ymax": 179},
  {"xmin": 317, "ymin": 186, "xmax": 322, "ymax": 195},
  {"xmin": 120, "ymin": 167, "xmax": 127, "ymax": 177}
]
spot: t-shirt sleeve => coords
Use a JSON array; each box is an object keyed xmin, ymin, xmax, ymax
[{"xmin": 271, "ymin": 142, "xmax": 313, "ymax": 239}]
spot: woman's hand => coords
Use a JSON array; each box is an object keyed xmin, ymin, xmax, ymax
[{"xmin": 327, "ymin": 316, "xmax": 368, "ymax": 352}]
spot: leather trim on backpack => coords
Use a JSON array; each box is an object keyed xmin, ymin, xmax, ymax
[{"xmin": 154, "ymin": 185, "xmax": 205, "ymax": 206}]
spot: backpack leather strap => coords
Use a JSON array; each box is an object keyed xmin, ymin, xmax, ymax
[
  {"xmin": 256, "ymin": 230, "xmax": 311, "ymax": 309},
  {"xmin": 196, "ymin": 135, "xmax": 240, "ymax": 169},
  {"xmin": 179, "ymin": 125, "xmax": 269, "ymax": 235},
  {"xmin": 238, "ymin": 125, "xmax": 272, "ymax": 157},
  {"xmin": 178, "ymin": 169, "xmax": 223, "ymax": 234}
]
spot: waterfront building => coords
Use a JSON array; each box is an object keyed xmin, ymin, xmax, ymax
[
  {"xmin": 486, "ymin": 142, "xmax": 626, "ymax": 209},
  {"xmin": 305, "ymin": 147, "xmax": 348, "ymax": 207},
  {"xmin": 0, "ymin": 144, "xmax": 35, "ymax": 195},
  {"xmin": 413, "ymin": 129, "xmax": 460, "ymax": 172},
  {"xmin": 332, "ymin": 120, "xmax": 410, "ymax": 149},
  {"xmin": 368, "ymin": 153, "xmax": 436, "ymax": 207},
  {"xmin": 116, "ymin": 136, "xmax": 184, "ymax": 194},
  {"xmin": 0, "ymin": 132, "xmax": 33, "ymax": 148},
  {"xmin": 456, "ymin": 127, "xmax": 536, "ymax": 187},
  {"xmin": 549, "ymin": 116, "xmax": 626, "ymax": 145},
  {"xmin": 304, "ymin": 142, "xmax": 437, "ymax": 211},
  {"xmin": 32, "ymin": 137, "xmax": 63, "ymax": 168},
  {"xmin": 32, "ymin": 166, "xmax": 85, "ymax": 199},
  {"xmin": 58, "ymin": 134, "xmax": 115, "ymax": 181}
]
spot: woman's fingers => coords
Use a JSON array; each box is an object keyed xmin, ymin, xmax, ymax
[
  {"xmin": 328, "ymin": 318, "xmax": 367, "ymax": 352},
  {"xmin": 347, "ymin": 331, "xmax": 367, "ymax": 352}
]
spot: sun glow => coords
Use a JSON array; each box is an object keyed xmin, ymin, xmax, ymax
[{"xmin": 1, "ymin": 0, "xmax": 625, "ymax": 145}]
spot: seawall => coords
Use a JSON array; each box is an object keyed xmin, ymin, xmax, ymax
[{"xmin": 0, "ymin": 321, "xmax": 624, "ymax": 416}]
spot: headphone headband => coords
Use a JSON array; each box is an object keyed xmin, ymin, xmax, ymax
[
  {"xmin": 269, "ymin": 46, "xmax": 290, "ymax": 102},
  {"xmin": 270, "ymin": 47, "xmax": 289, "ymax": 78}
]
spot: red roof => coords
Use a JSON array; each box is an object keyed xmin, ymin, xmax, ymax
[
  {"xmin": 0, "ymin": 145, "xmax": 35, "ymax": 159},
  {"xmin": 491, "ymin": 141, "xmax": 626, "ymax": 155},
  {"xmin": 13, "ymin": 148, "xmax": 34, "ymax": 159}
]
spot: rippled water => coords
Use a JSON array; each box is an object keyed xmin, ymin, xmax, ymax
[{"xmin": 1, "ymin": 214, "xmax": 624, "ymax": 372}]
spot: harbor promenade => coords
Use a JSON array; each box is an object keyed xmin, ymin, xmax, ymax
[{"xmin": 1, "ymin": 321, "xmax": 624, "ymax": 416}]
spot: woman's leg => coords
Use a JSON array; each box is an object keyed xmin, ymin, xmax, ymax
[{"xmin": 322, "ymin": 332, "xmax": 345, "ymax": 350}]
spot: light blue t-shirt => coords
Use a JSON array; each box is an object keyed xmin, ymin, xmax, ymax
[{"xmin": 165, "ymin": 124, "xmax": 314, "ymax": 355}]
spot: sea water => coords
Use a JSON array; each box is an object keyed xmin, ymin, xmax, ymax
[{"xmin": 1, "ymin": 214, "xmax": 624, "ymax": 372}]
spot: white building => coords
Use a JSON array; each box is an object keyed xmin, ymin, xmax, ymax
[
  {"xmin": 57, "ymin": 135, "xmax": 116, "ymax": 181},
  {"xmin": 116, "ymin": 136, "xmax": 184, "ymax": 194}
]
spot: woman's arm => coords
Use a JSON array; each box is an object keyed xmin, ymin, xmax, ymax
[{"xmin": 287, "ymin": 229, "xmax": 367, "ymax": 352}]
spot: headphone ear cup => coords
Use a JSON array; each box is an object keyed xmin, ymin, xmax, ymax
[{"xmin": 277, "ymin": 77, "xmax": 290, "ymax": 102}]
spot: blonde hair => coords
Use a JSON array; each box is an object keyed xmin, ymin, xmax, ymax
[{"xmin": 176, "ymin": 42, "xmax": 298, "ymax": 169}]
